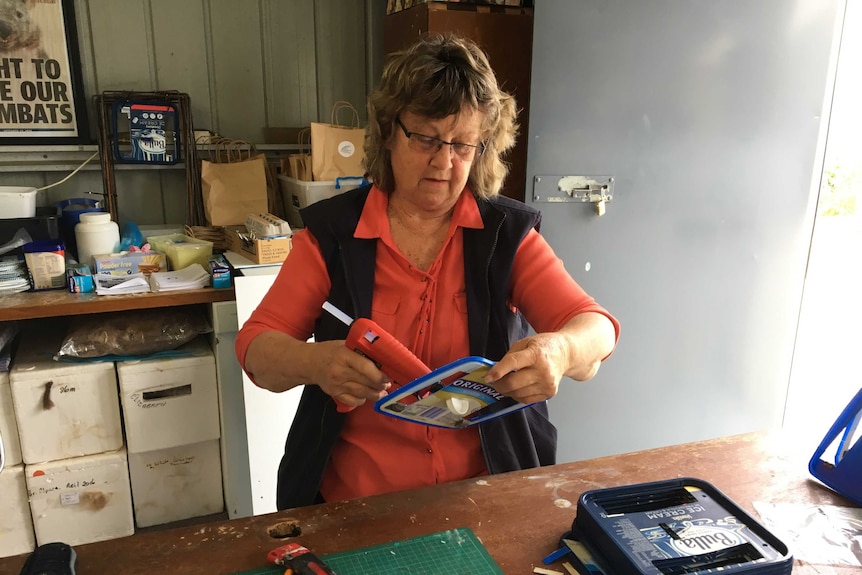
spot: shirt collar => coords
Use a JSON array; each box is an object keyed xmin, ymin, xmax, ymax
[{"xmin": 355, "ymin": 185, "xmax": 484, "ymax": 240}]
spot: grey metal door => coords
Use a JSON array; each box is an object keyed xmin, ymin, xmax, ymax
[{"xmin": 526, "ymin": 0, "xmax": 845, "ymax": 462}]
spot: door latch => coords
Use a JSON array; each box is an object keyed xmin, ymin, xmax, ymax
[{"xmin": 532, "ymin": 175, "xmax": 615, "ymax": 216}]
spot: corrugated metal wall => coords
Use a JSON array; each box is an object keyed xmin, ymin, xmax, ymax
[{"xmin": 0, "ymin": 0, "xmax": 384, "ymax": 225}]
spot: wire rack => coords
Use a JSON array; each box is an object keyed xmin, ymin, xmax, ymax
[{"xmin": 92, "ymin": 91, "xmax": 205, "ymax": 226}]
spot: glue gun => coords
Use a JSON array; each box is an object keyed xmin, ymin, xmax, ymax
[
  {"xmin": 323, "ymin": 301, "xmax": 431, "ymax": 412},
  {"xmin": 267, "ymin": 543, "xmax": 335, "ymax": 575}
]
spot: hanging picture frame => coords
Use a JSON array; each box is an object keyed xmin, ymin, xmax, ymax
[{"xmin": 0, "ymin": 0, "xmax": 89, "ymax": 143}]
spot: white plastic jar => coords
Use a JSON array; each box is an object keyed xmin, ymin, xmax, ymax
[{"xmin": 75, "ymin": 212, "xmax": 120, "ymax": 267}]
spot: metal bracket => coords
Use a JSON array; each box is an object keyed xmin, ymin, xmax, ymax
[{"xmin": 532, "ymin": 175, "xmax": 615, "ymax": 215}]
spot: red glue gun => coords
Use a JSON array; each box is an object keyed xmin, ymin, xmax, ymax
[
  {"xmin": 323, "ymin": 302, "xmax": 431, "ymax": 412},
  {"xmin": 267, "ymin": 543, "xmax": 335, "ymax": 575}
]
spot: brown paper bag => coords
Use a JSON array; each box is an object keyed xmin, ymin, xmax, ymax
[
  {"xmin": 311, "ymin": 101, "xmax": 365, "ymax": 181},
  {"xmin": 201, "ymin": 139, "xmax": 269, "ymax": 226},
  {"xmin": 286, "ymin": 128, "xmax": 312, "ymax": 181},
  {"xmin": 288, "ymin": 154, "xmax": 312, "ymax": 181}
]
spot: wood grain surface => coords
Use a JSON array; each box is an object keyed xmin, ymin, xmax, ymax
[{"xmin": 0, "ymin": 431, "xmax": 856, "ymax": 574}]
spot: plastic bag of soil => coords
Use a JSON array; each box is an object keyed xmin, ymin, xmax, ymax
[{"xmin": 56, "ymin": 308, "xmax": 212, "ymax": 359}]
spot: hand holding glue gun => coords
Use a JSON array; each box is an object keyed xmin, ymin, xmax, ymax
[
  {"xmin": 323, "ymin": 302, "xmax": 431, "ymax": 413},
  {"xmin": 267, "ymin": 543, "xmax": 335, "ymax": 575}
]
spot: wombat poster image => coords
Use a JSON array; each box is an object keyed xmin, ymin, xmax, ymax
[{"xmin": 0, "ymin": 0, "xmax": 79, "ymax": 137}]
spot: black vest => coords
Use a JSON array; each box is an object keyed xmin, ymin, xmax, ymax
[{"xmin": 275, "ymin": 186, "xmax": 557, "ymax": 510}]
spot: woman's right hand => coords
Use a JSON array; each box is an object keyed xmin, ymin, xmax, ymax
[
  {"xmin": 310, "ymin": 340, "xmax": 392, "ymax": 409},
  {"xmin": 243, "ymin": 332, "xmax": 390, "ymax": 408}
]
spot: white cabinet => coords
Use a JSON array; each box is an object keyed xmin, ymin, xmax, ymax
[
  {"xmin": 211, "ymin": 300, "xmax": 252, "ymax": 519},
  {"xmin": 213, "ymin": 270, "xmax": 302, "ymax": 517}
]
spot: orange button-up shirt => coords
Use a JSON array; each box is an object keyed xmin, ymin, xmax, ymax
[{"xmin": 236, "ymin": 185, "xmax": 619, "ymax": 502}]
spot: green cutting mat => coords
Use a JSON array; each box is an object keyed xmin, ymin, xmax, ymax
[{"xmin": 236, "ymin": 528, "xmax": 503, "ymax": 575}]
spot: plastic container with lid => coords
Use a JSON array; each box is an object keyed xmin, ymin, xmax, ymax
[
  {"xmin": 0, "ymin": 186, "xmax": 38, "ymax": 219},
  {"xmin": 0, "ymin": 206, "xmax": 60, "ymax": 255},
  {"xmin": 55, "ymin": 197, "xmax": 102, "ymax": 257},
  {"xmin": 148, "ymin": 233, "xmax": 213, "ymax": 270},
  {"xmin": 75, "ymin": 212, "xmax": 120, "ymax": 268}
]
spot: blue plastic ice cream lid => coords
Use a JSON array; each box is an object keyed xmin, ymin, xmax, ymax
[{"xmin": 23, "ymin": 238, "xmax": 65, "ymax": 253}]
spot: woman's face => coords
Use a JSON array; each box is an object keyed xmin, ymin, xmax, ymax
[{"xmin": 388, "ymin": 107, "xmax": 483, "ymax": 214}]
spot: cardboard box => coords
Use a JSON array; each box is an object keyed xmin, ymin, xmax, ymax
[
  {"xmin": 386, "ymin": 0, "xmax": 526, "ymax": 15},
  {"xmin": 66, "ymin": 264, "xmax": 94, "ymax": 293},
  {"xmin": 23, "ymin": 239, "xmax": 65, "ymax": 291},
  {"xmin": 208, "ymin": 254, "xmax": 231, "ymax": 289},
  {"xmin": 225, "ymin": 226, "xmax": 292, "ymax": 265},
  {"xmin": 92, "ymin": 251, "xmax": 167, "ymax": 276}
]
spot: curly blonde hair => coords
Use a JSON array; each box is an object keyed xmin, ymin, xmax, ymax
[{"xmin": 365, "ymin": 33, "xmax": 518, "ymax": 199}]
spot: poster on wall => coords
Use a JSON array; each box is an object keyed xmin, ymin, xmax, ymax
[{"xmin": 0, "ymin": 0, "xmax": 88, "ymax": 142}]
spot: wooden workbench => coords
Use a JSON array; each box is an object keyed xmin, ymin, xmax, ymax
[
  {"xmin": 0, "ymin": 431, "xmax": 856, "ymax": 574},
  {"xmin": 0, "ymin": 286, "xmax": 235, "ymax": 321}
]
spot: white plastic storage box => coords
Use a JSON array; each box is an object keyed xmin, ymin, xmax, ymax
[
  {"xmin": 0, "ymin": 186, "xmax": 38, "ymax": 219},
  {"xmin": 127, "ymin": 439, "xmax": 224, "ymax": 528},
  {"xmin": 10, "ymin": 332, "xmax": 123, "ymax": 464},
  {"xmin": 0, "ymin": 465, "xmax": 36, "ymax": 558},
  {"xmin": 25, "ymin": 448, "xmax": 134, "ymax": 546},
  {"xmin": 116, "ymin": 337, "xmax": 220, "ymax": 453},
  {"xmin": 0, "ymin": 371, "xmax": 22, "ymax": 466},
  {"xmin": 277, "ymin": 175, "xmax": 366, "ymax": 229}
]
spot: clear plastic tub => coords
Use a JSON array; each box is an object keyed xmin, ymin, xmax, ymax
[{"xmin": 148, "ymin": 233, "xmax": 213, "ymax": 271}]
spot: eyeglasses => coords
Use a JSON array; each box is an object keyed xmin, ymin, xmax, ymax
[{"xmin": 396, "ymin": 117, "xmax": 485, "ymax": 161}]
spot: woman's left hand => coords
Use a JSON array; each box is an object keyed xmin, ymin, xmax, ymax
[{"xmin": 482, "ymin": 312, "xmax": 616, "ymax": 404}]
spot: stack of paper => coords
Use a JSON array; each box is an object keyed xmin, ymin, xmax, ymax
[
  {"xmin": 149, "ymin": 264, "xmax": 210, "ymax": 292},
  {"xmin": 94, "ymin": 273, "xmax": 151, "ymax": 295}
]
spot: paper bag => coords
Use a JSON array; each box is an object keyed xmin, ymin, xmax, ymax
[
  {"xmin": 284, "ymin": 128, "xmax": 312, "ymax": 181},
  {"xmin": 201, "ymin": 150, "xmax": 269, "ymax": 227},
  {"xmin": 288, "ymin": 153, "xmax": 312, "ymax": 181},
  {"xmin": 279, "ymin": 127, "xmax": 311, "ymax": 181},
  {"xmin": 311, "ymin": 101, "xmax": 366, "ymax": 181}
]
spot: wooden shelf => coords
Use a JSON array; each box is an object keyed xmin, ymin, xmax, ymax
[{"xmin": 0, "ymin": 287, "xmax": 235, "ymax": 321}]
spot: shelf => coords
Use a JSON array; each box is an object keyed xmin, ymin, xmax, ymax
[
  {"xmin": 0, "ymin": 144, "xmax": 300, "ymax": 173},
  {"xmin": 0, "ymin": 287, "xmax": 235, "ymax": 321}
]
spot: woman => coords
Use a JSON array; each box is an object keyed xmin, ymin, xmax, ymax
[{"xmin": 235, "ymin": 33, "xmax": 619, "ymax": 510}]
